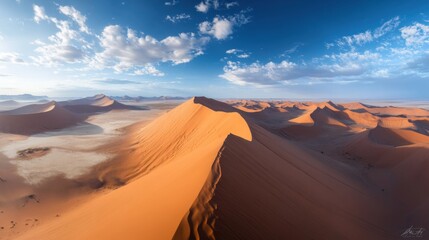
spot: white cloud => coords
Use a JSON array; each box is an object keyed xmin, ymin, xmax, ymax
[
  {"xmin": 165, "ymin": 0, "xmax": 178, "ymax": 6},
  {"xmin": 199, "ymin": 12, "xmax": 250, "ymax": 40},
  {"xmin": 31, "ymin": 5, "xmax": 90, "ymax": 65},
  {"xmin": 195, "ymin": 0, "xmax": 219, "ymax": 13},
  {"xmin": 220, "ymin": 50, "xmax": 382, "ymax": 86},
  {"xmin": 225, "ymin": 48, "xmax": 250, "ymax": 58},
  {"xmin": 0, "ymin": 52, "xmax": 24, "ymax": 63},
  {"xmin": 373, "ymin": 16, "xmax": 400, "ymax": 38},
  {"xmin": 226, "ymin": 49, "xmax": 239, "ymax": 54},
  {"xmin": 220, "ymin": 61, "xmax": 296, "ymax": 86},
  {"xmin": 226, "ymin": 2, "xmax": 239, "ymax": 9},
  {"xmin": 332, "ymin": 16, "xmax": 400, "ymax": 49},
  {"xmin": 134, "ymin": 64, "xmax": 165, "ymax": 77},
  {"xmin": 199, "ymin": 17, "xmax": 233, "ymax": 40},
  {"xmin": 33, "ymin": 4, "xmax": 48, "ymax": 23},
  {"xmin": 400, "ymin": 22, "xmax": 429, "ymax": 46},
  {"xmin": 237, "ymin": 53, "xmax": 249, "ymax": 58},
  {"xmin": 166, "ymin": 13, "xmax": 191, "ymax": 23},
  {"xmin": 196, "ymin": 1, "xmax": 210, "ymax": 13},
  {"xmin": 59, "ymin": 6, "xmax": 90, "ymax": 34},
  {"xmin": 94, "ymin": 25, "xmax": 209, "ymax": 72}
]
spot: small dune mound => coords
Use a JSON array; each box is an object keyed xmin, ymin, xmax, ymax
[
  {"xmin": 310, "ymin": 107, "xmax": 351, "ymax": 127},
  {"xmin": 368, "ymin": 125, "xmax": 429, "ymax": 147},
  {"xmin": 289, "ymin": 106, "xmax": 351, "ymax": 127},
  {"xmin": 0, "ymin": 101, "xmax": 56, "ymax": 115},
  {"xmin": 343, "ymin": 109, "xmax": 379, "ymax": 128},
  {"xmin": 377, "ymin": 116, "xmax": 414, "ymax": 129},
  {"xmin": 289, "ymin": 105, "xmax": 317, "ymax": 125},
  {"xmin": 0, "ymin": 102, "xmax": 82, "ymax": 135},
  {"xmin": 59, "ymin": 94, "xmax": 141, "ymax": 113},
  {"xmin": 0, "ymin": 100, "xmax": 20, "ymax": 106},
  {"xmin": 228, "ymin": 99, "xmax": 271, "ymax": 112},
  {"xmin": 365, "ymin": 106, "xmax": 429, "ymax": 117},
  {"xmin": 340, "ymin": 102, "xmax": 373, "ymax": 110},
  {"xmin": 413, "ymin": 119, "xmax": 429, "ymax": 135}
]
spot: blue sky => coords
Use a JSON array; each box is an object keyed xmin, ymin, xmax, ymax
[{"xmin": 0, "ymin": 0, "xmax": 429, "ymax": 99}]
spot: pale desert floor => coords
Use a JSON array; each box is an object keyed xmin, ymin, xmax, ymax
[{"xmin": 0, "ymin": 101, "xmax": 182, "ymax": 239}]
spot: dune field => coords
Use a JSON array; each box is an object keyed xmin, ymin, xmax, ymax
[{"xmin": 0, "ymin": 95, "xmax": 428, "ymax": 239}]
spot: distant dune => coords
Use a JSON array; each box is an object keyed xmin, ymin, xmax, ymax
[
  {"xmin": 59, "ymin": 94, "xmax": 142, "ymax": 113},
  {"xmin": 0, "ymin": 94, "xmax": 143, "ymax": 135},
  {"xmin": 0, "ymin": 101, "xmax": 83, "ymax": 135},
  {"xmin": 111, "ymin": 95, "xmax": 188, "ymax": 102},
  {"xmin": 0, "ymin": 94, "xmax": 48, "ymax": 101},
  {"xmin": 0, "ymin": 100, "xmax": 20, "ymax": 106}
]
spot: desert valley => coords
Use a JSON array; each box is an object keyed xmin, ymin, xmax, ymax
[{"xmin": 0, "ymin": 94, "xmax": 428, "ymax": 239}]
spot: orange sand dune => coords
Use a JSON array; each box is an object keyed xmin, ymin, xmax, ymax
[
  {"xmin": 16, "ymin": 97, "xmax": 252, "ymax": 240},
  {"xmin": 368, "ymin": 125, "xmax": 429, "ymax": 147},
  {"xmin": 377, "ymin": 116, "xmax": 414, "ymax": 129},
  {"xmin": 0, "ymin": 101, "xmax": 83, "ymax": 134}
]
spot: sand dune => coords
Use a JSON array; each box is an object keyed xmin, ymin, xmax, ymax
[
  {"xmin": 368, "ymin": 125, "xmax": 429, "ymax": 147},
  {"xmin": 59, "ymin": 94, "xmax": 141, "ymax": 113},
  {"xmin": 0, "ymin": 101, "xmax": 83, "ymax": 135},
  {"xmin": 4, "ymin": 97, "xmax": 429, "ymax": 239},
  {"xmin": 15, "ymin": 97, "xmax": 251, "ymax": 240}
]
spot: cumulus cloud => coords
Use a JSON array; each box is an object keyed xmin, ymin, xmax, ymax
[
  {"xmin": 199, "ymin": 11, "xmax": 250, "ymax": 40},
  {"xmin": 166, "ymin": 13, "xmax": 191, "ymax": 23},
  {"xmin": 0, "ymin": 52, "xmax": 24, "ymax": 63},
  {"xmin": 93, "ymin": 25, "xmax": 209, "ymax": 72},
  {"xmin": 32, "ymin": 4, "xmax": 90, "ymax": 65},
  {"xmin": 195, "ymin": 0, "xmax": 219, "ymax": 13},
  {"xmin": 196, "ymin": 1, "xmax": 210, "ymax": 13},
  {"xmin": 199, "ymin": 17, "xmax": 233, "ymax": 40},
  {"xmin": 400, "ymin": 22, "xmax": 429, "ymax": 46}
]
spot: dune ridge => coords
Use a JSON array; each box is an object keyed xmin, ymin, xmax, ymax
[{"xmin": 15, "ymin": 97, "xmax": 252, "ymax": 240}]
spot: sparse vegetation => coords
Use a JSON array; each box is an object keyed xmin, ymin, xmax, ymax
[{"xmin": 17, "ymin": 147, "xmax": 50, "ymax": 159}]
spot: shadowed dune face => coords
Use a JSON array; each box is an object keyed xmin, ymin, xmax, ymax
[{"xmin": 4, "ymin": 97, "xmax": 429, "ymax": 240}]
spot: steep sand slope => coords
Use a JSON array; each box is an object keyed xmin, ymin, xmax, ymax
[
  {"xmin": 16, "ymin": 97, "xmax": 251, "ymax": 240},
  {"xmin": 176, "ymin": 112, "xmax": 394, "ymax": 240},
  {"xmin": 0, "ymin": 102, "xmax": 83, "ymax": 134}
]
